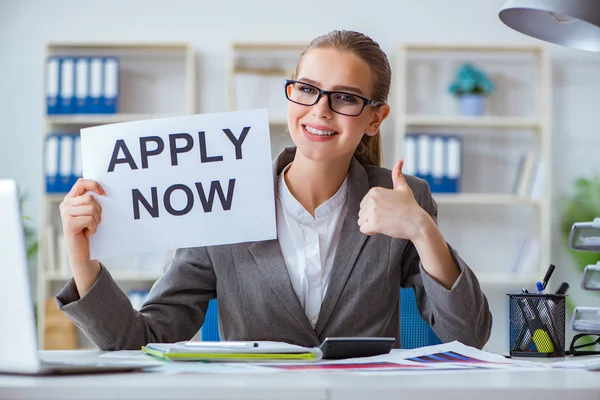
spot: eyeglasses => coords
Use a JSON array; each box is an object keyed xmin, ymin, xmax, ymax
[
  {"xmin": 568, "ymin": 333, "xmax": 600, "ymax": 356},
  {"xmin": 284, "ymin": 79, "xmax": 383, "ymax": 117}
]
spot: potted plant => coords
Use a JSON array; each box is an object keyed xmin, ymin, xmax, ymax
[{"xmin": 448, "ymin": 63, "xmax": 495, "ymax": 117}]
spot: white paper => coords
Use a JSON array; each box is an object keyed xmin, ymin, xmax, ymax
[
  {"xmin": 257, "ymin": 341, "xmax": 550, "ymax": 373},
  {"xmin": 551, "ymin": 356, "xmax": 600, "ymax": 369},
  {"xmin": 81, "ymin": 109, "xmax": 276, "ymax": 259}
]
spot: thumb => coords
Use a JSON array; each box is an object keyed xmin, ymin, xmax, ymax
[{"xmin": 392, "ymin": 159, "xmax": 408, "ymax": 190}]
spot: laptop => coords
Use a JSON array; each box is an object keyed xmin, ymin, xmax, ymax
[{"xmin": 0, "ymin": 179, "xmax": 158, "ymax": 375}]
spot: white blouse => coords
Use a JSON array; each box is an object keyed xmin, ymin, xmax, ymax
[{"xmin": 276, "ymin": 165, "xmax": 348, "ymax": 329}]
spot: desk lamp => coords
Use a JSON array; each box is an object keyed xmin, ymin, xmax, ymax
[{"xmin": 500, "ymin": 0, "xmax": 600, "ymax": 357}]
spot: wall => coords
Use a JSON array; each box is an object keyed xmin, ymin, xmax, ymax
[{"xmin": 1, "ymin": 0, "xmax": 600, "ymax": 352}]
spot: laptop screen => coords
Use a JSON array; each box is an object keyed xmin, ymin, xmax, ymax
[{"xmin": 0, "ymin": 180, "xmax": 41, "ymax": 372}]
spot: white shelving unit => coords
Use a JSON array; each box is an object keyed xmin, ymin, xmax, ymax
[
  {"xmin": 226, "ymin": 42, "xmax": 306, "ymax": 158},
  {"xmin": 38, "ymin": 42, "xmax": 196, "ymax": 349},
  {"xmin": 395, "ymin": 43, "xmax": 551, "ymax": 354},
  {"xmin": 394, "ymin": 43, "xmax": 552, "ymax": 285}
]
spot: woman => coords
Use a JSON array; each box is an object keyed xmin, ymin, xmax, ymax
[{"xmin": 57, "ymin": 30, "xmax": 492, "ymax": 351}]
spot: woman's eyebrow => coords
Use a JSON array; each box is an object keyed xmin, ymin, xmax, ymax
[{"xmin": 297, "ymin": 77, "xmax": 365, "ymax": 96}]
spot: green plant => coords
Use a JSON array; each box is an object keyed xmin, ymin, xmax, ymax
[
  {"xmin": 19, "ymin": 194, "xmax": 39, "ymax": 261},
  {"xmin": 560, "ymin": 174, "xmax": 600, "ymax": 270},
  {"xmin": 448, "ymin": 63, "xmax": 495, "ymax": 97}
]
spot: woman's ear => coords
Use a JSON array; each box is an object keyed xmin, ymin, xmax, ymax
[{"xmin": 365, "ymin": 104, "xmax": 390, "ymax": 136}]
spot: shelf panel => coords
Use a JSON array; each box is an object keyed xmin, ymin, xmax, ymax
[
  {"xmin": 403, "ymin": 43, "xmax": 543, "ymax": 53},
  {"xmin": 47, "ymin": 42, "xmax": 191, "ymax": 51},
  {"xmin": 234, "ymin": 67, "xmax": 293, "ymax": 76},
  {"xmin": 45, "ymin": 113, "xmax": 182, "ymax": 125},
  {"xmin": 433, "ymin": 193, "xmax": 540, "ymax": 206},
  {"xmin": 232, "ymin": 42, "xmax": 306, "ymax": 51},
  {"xmin": 45, "ymin": 271, "xmax": 163, "ymax": 282},
  {"xmin": 404, "ymin": 115, "xmax": 541, "ymax": 129}
]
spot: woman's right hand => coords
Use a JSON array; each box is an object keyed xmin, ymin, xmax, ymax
[{"xmin": 59, "ymin": 178, "xmax": 105, "ymax": 297}]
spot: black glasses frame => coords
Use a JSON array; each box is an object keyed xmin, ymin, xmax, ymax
[
  {"xmin": 284, "ymin": 79, "xmax": 383, "ymax": 116},
  {"xmin": 567, "ymin": 333, "xmax": 600, "ymax": 356}
]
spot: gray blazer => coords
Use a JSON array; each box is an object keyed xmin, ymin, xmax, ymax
[{"xmin": 57, "ymin": 147, "xmax": 492, "ymax": 351}]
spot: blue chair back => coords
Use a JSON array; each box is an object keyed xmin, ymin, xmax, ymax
[
  {"xmin": 201, "ymin": 299, "xmax": 221, "ymax": 341},
  {"xmin": 201, "ymin": 288, "xmax": 441, "ymax": 347},
  {"xmin": 400, "ymin": 287, "xmax": 441, "ymax": 348}
]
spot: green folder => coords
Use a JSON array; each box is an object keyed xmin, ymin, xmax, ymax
[{"xmin": 142, "ymin": 341, "xmax": 322, "ymax": 362}]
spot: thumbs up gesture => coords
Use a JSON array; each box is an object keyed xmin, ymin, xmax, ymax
[{"xmin": 358, "ymin": 159, "xmax": 431, "ymax": 241}]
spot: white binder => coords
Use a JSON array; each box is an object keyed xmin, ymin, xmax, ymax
[
  {"xmin": 59, "ymin": 135, "xmax": 73, "ymax": 193},
  {"xmin": 431, "ymin": 136, "xmax": 445, "ymax": 192},
  {"xmin": 417, "ymin": 135, "xmax": 431, "ymax": 185},
  {"xmin": 90, "ymin": 57, "xmax": 103, "ymax": 113},
  {"xmin": 72, "ymin": 135, "xmax": 82, "ymax": 186},
  {"xmin": 75, "ymin": 58, "xmax": 89, "ymax": 113},
  {"xmin": 403, "ymin": 135, "xmax": 417, "ymax": 176},
  {"xmin": 46, "ymin": 57, "xmax": 60, "ymax": 114},
  {"xmin": 446, "ymin": 136, "xmax": 461, "ymax": 193},
  {"xmin": 59, "ymin": 58, "xmax": 75, "ymax": 114},
  {"xmin": 45, "ymin": 135, "xmax": 59, "ymax": 193},
  {"xmin": 103, "ymin": 57, "xmax": 119, "ymax": 113}
]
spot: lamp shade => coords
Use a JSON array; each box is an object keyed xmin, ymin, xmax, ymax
[{"xmin": 499, "ymin": 0, "xmax": 600, "ymax": 51}]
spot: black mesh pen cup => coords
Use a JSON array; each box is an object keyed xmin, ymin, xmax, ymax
[{"xmin": 508, "ymin": 293, "xmax": 566, "ymax": 357}]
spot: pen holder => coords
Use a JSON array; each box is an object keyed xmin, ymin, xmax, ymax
[{"xmin": 508, "ymin": 293, "xmax": 566, "ymax": 357}]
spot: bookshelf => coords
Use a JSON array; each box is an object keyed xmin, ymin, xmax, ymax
[
  {"xmin": 38, "ymin": 42, "xmax": 196, "ymax": 349},
  {"xmin": 226, "ymin": 42, "xmax": 306, "ymax": 158},
  {"xmin": 394, "ymin": 43, "xmax": 551, "ymax": 353},
  {"xmin": 394, "ymin": 43, "xmax": 552, "ymax": 285}
]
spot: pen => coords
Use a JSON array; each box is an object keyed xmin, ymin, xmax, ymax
[
  {"xmin": 541, "ymin": 264, "xmax": 556, "ymax": 290},
  {"xmin": 554, "ymin": 281, "xmax": 570, "ymax": 295},
  {"xmin": 176, "ymin": 341, "xmax": 259, "ymax": 348},
  {"xmin": 536, "ymin": 281, "xmax": 545, "ymax": 294}
]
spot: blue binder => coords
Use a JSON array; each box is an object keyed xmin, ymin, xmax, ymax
[
  {"xmin": 58, "ymin": 134, "xmax": 74, "ymax": 192},
  {"xmin": 430, "ymin": 135, "xmax": 445, "ymax": 192},
  {"xmin": 403, "ymin": 134, "xmax": 417, "ymax": 177},
  {"xmin": 71, "ymin": 135, "xmax": 82, "ymax": 188},
  {"xmin": 59, "ymin": 58, "xmax": 76, "ymax": 114},
  {"xmin": 75, "ymin": 58, "xmax": 90, "ymax": 114},
  {"xmin": 46, "ymin": 57, "xmax": 60, "ymax": 115},
  {"xmin": 416, "ymin": 134, "xmax": 432, "ymax": 187},
  {"xmin": 44, "ymin": 134, "xmax": 60, "ymax": 193},
  {"xmin": 445, "ymin": 136, "xmax": 461, "ymax": 193},
  {"xmin": 102, "ymin": 57, "xmax": 119, "ymax": 114},
  {"xmin": 89, "ymin": 57, "xmax": 103, "ymax": 113}
]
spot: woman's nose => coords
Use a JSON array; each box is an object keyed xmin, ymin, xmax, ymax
[{"xmin": 311, "ymin": 95, "xmax": 333, "ymax": 118}]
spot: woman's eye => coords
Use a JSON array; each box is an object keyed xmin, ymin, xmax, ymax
[
  {"xmin": 335, "ymin": 93, "xmax": 359, "ymax": 104},
  {"xmin": 298, "ymin": 85, "xmax": 318, "ymax": 95}
]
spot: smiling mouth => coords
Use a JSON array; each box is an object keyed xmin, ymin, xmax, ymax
[{"xmin": 303, "ymin": 125, "xmax": 338, "ymax": 136}]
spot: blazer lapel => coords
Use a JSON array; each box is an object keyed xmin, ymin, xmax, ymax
[
  {"xmin": 315, "ymin": 158, "xmax": 370, "ymax": 335},
  {"xmin": 246, "ymin": 147, "xmax": 319, "ymax": 340},
  {"xmin": 248, "ymin": 239, "xmax": 318, "ymax": 339}
]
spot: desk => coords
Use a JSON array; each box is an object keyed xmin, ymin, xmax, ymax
[{"xmin": 0, "ymin": 351, "xmax": 599, "ymax": 400}]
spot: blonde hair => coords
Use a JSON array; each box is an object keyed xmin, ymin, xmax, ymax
[{"xmin": 293, "ymin": 30, "xmax": 391, "ymax": 167}]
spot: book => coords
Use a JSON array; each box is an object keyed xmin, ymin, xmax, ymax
[{"xmin": 142, "ymin": 341, "xmax": 323, "ymax": 362}]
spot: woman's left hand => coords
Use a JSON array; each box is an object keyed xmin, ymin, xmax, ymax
[{"xmin": 358, "ymin": 160, "xmax": 433, "ymax": 241}]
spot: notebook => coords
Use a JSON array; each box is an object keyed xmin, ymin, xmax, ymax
[{"xmin": 142, "ymin": 341, "xmax": 323, "ymax": 362}]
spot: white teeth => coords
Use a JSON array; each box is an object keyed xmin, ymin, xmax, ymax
[{"xmin": 305, "ymin": 126, "xmax": 336, "ymax": 136}]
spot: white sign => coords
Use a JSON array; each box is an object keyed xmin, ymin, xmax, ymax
[{"xmin": 80, "ymin": 109, "xmax": 276, "ymax": 259}]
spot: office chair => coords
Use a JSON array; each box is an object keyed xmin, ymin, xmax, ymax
[
  {"xmin": 399, "ymin": 287, "xmax": 441, "ymax": 348},
  {"xmin": 201, "ymin": 299, "xmax": 221, "ymax": 341},
  {"xmin": 201, "ymin": 288, "xmax": 441, "ymax": 347}
]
